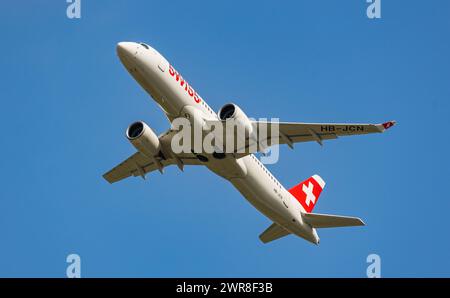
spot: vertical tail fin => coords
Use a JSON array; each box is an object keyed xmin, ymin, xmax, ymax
[{"xmin": 288, "ymin": 174, "xmax": 325, "ymax": 213}]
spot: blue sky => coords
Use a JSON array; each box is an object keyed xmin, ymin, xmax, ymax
[{"xmin": 1, "ymin": 1, "xmax": 449, "ymax": 277}]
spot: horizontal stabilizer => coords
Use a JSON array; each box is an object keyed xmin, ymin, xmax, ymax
[
  {"xmin": 302, "ymin": 212, "xmax": 365, "ymax": 228},
  {"xmin": 259, "ymin": 222, "xmax": 291, "ymax": 244}
]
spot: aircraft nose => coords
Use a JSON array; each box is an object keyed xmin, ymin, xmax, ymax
[{"xmin": 116, "ymin": 42, "xmax": 137, "ymax": 59}]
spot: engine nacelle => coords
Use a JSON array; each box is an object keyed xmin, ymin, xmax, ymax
[
  {"xmin": 126, "ymin": 121, "xmax": 161, "ymax": 158},
  {"xmin": 218, "ymin": 103, "xmax": 254, "ymax": 136}
]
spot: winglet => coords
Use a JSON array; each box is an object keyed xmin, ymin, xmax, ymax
[{"xmin": 376, "ymin": 120, "xmax": 396, "ymax": 132}]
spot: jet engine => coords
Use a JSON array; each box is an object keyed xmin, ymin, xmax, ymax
[
  {"xmin": 218, "ymin": 103, "xmax": 254, "ymax": 136},
  {"xmin": 126, "ymin": 121, "xmax": 161, "ymax": 158}
]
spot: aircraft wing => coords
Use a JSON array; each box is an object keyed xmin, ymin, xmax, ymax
[
  {"xmin": 103, "ymin": 151, "xmax": 200, "ymax": 184},
  {"xmin": 260, "ymin": 120, "xmax": 396, "ymax": 147},
  {"xmin": 205, "ymin": 120, "xmax": 396, "ymax": 155}
]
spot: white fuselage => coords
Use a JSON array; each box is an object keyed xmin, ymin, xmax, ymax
[{"xmin": 116, "ymin": 42, "xmax": 319, "ymax": 244}]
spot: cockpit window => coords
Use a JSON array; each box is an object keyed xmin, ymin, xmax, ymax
[{"xmin": 140, "ymin": 43, "xmax": 149, "ymax": 49}]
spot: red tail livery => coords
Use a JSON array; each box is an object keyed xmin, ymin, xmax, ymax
[{"xmin": 288, "ymin": 175, "xmax": 326, "ymax": 213}]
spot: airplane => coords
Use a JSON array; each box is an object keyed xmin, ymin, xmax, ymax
[{"xmin": 103, "ymin": 41, "xmax": 396, "ymax": 245}]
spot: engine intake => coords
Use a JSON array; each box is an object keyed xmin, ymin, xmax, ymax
[
  {"xmin": 126, "ymin": 121, "xmax": 161, "ymax": 158},
  {"xmin": 218, "ymin": 103, "xmax": 254, "ymax": 136},
  {"xmin": 219, "ymin": 103, "xmax": 236, "ymax": 120},
  {"xmin": 127, "ymin": 122, "xmax": 145, "ymax": 139}
]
